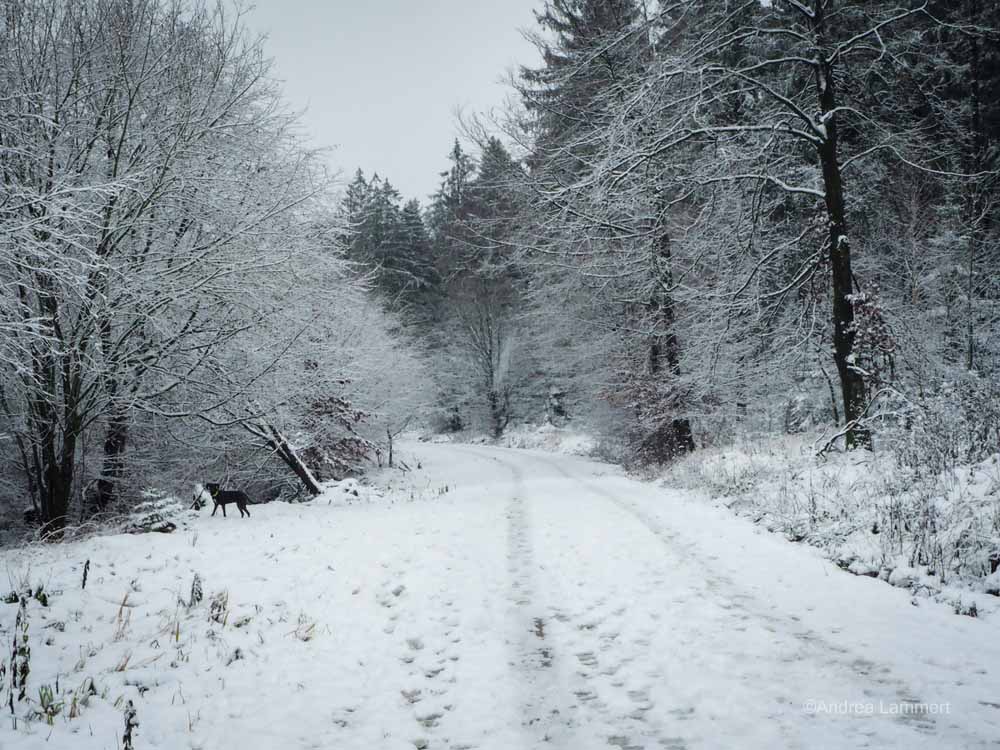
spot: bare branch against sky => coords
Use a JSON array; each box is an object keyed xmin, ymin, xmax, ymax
[{"xmin": 247, "ymin": 0, "xmax": 541, "ymax": 201}]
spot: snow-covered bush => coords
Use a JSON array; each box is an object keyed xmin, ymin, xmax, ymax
[
  {"xmin": 121, "ymin": 493, "xmax": 194, "ymax": 535},
  {"xmin": 886, "ymin": 372, "xmax": 1000, "ymax": 478},
  {"xmin": 498, "ymin": 423, "xmax": 597, "ymax": 456},
  {"xmin": 663, "ymin": 432, "xmax": 1000, "ymax": 611}
]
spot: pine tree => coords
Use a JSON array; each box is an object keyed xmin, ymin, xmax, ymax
[
  {"xmin": 339, "ymin": 170, "xmax": 441, "ymax": 318},
  {"xmin": 519, "ymin": 0, "xmax": 644, "ymax": 176},
  {"xmin": 396, "ymin": 199, "xmax": 442, "ymax": 321},
  {"xmin": 428, "ymin": 140, "xmax": 477, "ymax": 284},
  {"xmin": 429, "ymin": 140, "xmax": 476, "ymax": 238}
]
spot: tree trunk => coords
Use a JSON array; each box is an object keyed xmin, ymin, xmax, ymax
[
  {"xmin": 32, "ymin": 285, "xmax": 76, "ymax": 533},
  {"xmin": 488, "ymin": 389, "xmax": 509, "ymax": 439},
  {"xmin": 646, "ymin": 213, "xmax": 695, "ymax": 461},
  {"xmin": 276, "ymin": 446, "xmax": 322, "ymax": 495},
  {"xmin": 95, "ymin": 308, "xmax": 129, "ymax": 511},
  {"xmin": 965, "ymin": 0, "xmax": 984, "ymax": 372},
  {"xmin": 812, "ymin": 3, "xmax": 871, "ymax": 450},
  {"xmin": 37, "ymin": 423, "xmax": 76, "ymax": 536},
  {"xmin": 260, "ymin": 422, "xmax": 322, "ymax": 495},
  {"xmin": 95, "ymin": 412, "xmax": 129, "ymax": 511}
]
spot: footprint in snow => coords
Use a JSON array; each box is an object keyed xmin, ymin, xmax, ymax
[
  {"xmin": 607, "ymin": 735, "xmax": 643, "ymax": 750},
  {"xmin": 416, "ymin": 711, "xmax": 443, "ymax": 728}
]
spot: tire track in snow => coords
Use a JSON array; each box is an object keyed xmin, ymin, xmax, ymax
[
  {"xmin": 516, "ymin": 449, "xmax": 959, "ymax": 749},
  {"xmin": 506, "ymin": 454, "xmax": 690, "ymax": 750},
  {"xmin": 453, "ymin": 446, "xmax": 675, "ymax": 749},
  {"xmin": 449, "ymin": 447, "xmax": 588, "ymax": 748}
]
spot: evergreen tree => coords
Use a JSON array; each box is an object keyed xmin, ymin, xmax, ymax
[
  {"xmin": 518, "ymin": 0, "xmax": 644, "ymax": 176},
  {"xmin": 397, "ymin": 198, "xmax": 442, "ymax": 321},
  {"xmin": 424, "ymin": 138, "xmax": 530, "ymax": 437},
  {"xmin": 428, "ymin": 140, "xmax": 477, "ymax": 284},
  {"xmin": 339, "ymin": 169, "xmax": 441, "ymax": 318}
]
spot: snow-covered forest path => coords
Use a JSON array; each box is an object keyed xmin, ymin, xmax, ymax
[
  {"xmin": 5, "ymin": 442, "xmax": 1000, "ymax": 750},
  {"xmin": 384, "ymin": 443, "xmax": 1000, "ymax": 750}
]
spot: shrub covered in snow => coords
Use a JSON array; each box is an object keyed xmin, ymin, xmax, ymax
[
  {"xmin": 663, "ymin": 432, "xmax": 1000, "ymax": 616},
  {"xmin": 496, "ymin": 423, "xmax": 597, "ymax": 457}
]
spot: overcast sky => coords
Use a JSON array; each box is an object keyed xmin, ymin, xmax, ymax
[{"xmin": 246, "ymin": 1, "xmax": 541, "ymax": 203}]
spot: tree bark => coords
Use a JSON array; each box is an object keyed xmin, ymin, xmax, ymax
[
  {"xmin": 645, "ymin": 214, "xmax": 695, "ymax": 461},
  {"xmin": 261, "ymin": 422, "xmax": 322, "ymax": 495},
  {"xmin": 488, "ymin": 388, "xmax": 510, "ymax": 439},
  {"xmin": 812, "ymin": 2, "xmax": 871, "ymax": 450},
  {"xmin": 965, "ymin": 0, "xmax": 984, "ymax": 372},
  {"xmin": 32, "ymin": 282, "xmax": 77, "ymax": 533},
  {"xmin": 275, "ymin": 445, "xmax": 322, "ymax": 495},
  {"xmin": 95, "ymin": 412, "xmax": 129, "ymax": 511}
]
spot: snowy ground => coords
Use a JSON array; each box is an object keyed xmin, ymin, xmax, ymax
[{"xmin": 2, "ymin": 441, "xmax": 1000, "ymax": 749}]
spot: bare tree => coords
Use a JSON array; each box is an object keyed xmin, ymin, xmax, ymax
[
  {"xmin": 0, "ymin": 0, "xmax": 333, "ymax": 527},
  {"xmin": 449, "ymin": 279, "xmax": 517, "ymax": 439}
]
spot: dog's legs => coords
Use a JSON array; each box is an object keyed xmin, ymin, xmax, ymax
[
  {"xmin": 211, "ymin": 502, "xmax": 219, "ymax": 517},
  {"xmin": 221, "ymin": 503, "xmax": 227, "ymax": 517}
]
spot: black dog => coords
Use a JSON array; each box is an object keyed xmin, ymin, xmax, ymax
[{"xmin": 205, "ymin": 482, "xmax": 251, "ymax": 518}]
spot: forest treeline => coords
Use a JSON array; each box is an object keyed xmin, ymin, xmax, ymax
[
  {"xmin": 349, "ymin": 0, "xmax": 999, "ymax": 460},
  {"xmin": 2, "ymin": 0, "xmax": 998, "ymax": 530}
]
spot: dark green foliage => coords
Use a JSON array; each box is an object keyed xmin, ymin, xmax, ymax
[
  {"xmin": 340, "ymin": 170, "xmax": 442, "ymax": 322},
  {"xmin": 519, "ymin": 0, "xmax": 644, "ymax": 175}
]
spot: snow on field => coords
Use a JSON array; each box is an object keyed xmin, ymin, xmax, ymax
[{"xmin": 2, "ymin": 441, "xmax": 1000, "ymax": 749}]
